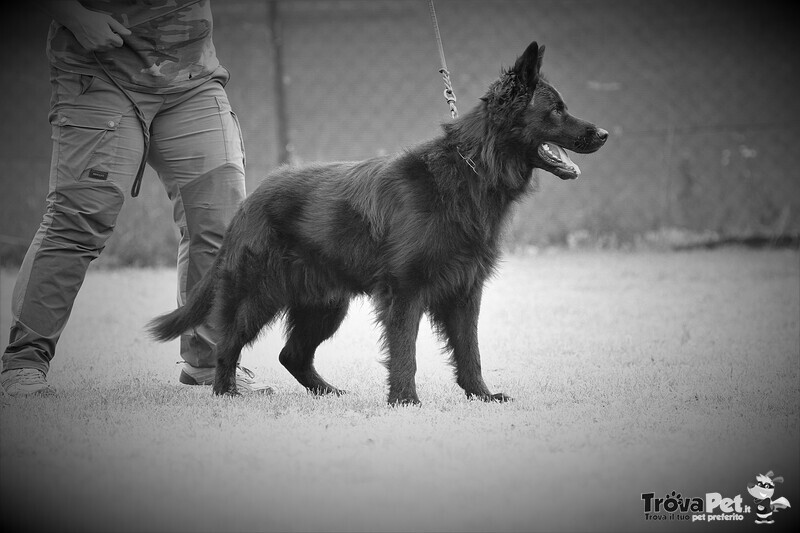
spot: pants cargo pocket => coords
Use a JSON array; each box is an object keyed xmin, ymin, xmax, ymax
[
  {"xmin": 215, "ymin": 95, "xmax": 246, "ymax": 169},
  {"xmin": 52, "ymin": 108, "xmax": 124, "ymax": 184}
]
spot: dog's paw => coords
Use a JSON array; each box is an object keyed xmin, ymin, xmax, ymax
[
  {"xmin": 489, "ymin": 392, "xmax": 513, "ymax": 403},
  {"xmin": 468, "ymin": 391, "xmax": 513, "ymax": 403},
  {"xmin": 387, "ymin": 396, "xmax": 421, "ymax": 407},
  {"xmin": 308, "ymin": 385, "xmax": 346, "ymax": 396},
  {"xmin": 213, "ymin": 388, "xmax": 241, "ymax": 397}
]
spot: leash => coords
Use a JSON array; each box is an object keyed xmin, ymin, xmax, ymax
[
  {"xmin": 428, "ymin": 1, "xmax": 477, "ymax": 175},
  {"xmin": 92, "ymin": 51, "xmax": 150, "ymax": 197},
  {"xmin": 427, "ymin": 0, "xmax": 458, "ymax": 119}
]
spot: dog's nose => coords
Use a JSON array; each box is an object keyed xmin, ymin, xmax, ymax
[{"xmin": 596, "ymin": 128, "xmax": 609, "ymax": 142}]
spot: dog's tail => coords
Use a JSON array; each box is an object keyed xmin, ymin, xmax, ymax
[{"xmin": 147, "ymin": 261, "xmax": 219, "ymax": 342}]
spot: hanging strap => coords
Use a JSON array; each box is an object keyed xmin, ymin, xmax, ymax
[
  {"xmin": 92, "ymin": 52, "xmax": 150, "ymax": 197},
  {"xmin": 427, "ymin": 0, "xmax": 458, "ymax": 119}
]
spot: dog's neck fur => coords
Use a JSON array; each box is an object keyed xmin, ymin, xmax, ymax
[
  {"xmin": 408, "ymin": 96, "xmax": 535, "ymax": 249},
  {"xmin": 440, "ymin": 99, "xmax": 535, "ymax": 197}
]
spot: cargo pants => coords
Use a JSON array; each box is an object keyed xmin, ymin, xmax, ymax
[{"xmin": 2, "ymin": 65, "xmax": 246, "ymax": 375}]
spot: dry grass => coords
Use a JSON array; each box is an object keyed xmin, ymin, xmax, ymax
[{"xmin": 1, "ymin": 249, "xmax": 798, "ymax": 532}]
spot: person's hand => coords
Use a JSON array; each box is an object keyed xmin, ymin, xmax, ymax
[
  {"xmin": 42, "ymin": 1, "xmax": 131, "ymax": 52},
  {"xmin": 63, "ymin": 8, "xmax": 131, "ymax": 52}
]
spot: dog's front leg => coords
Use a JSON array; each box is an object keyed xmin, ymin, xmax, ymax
[
  {"xmin": 377, "ymin": 294, "xmax": 425, "ymax": 405},
  {"xmin": 430, "ymin": 284, "xmax": 511, "ymax": 402}
]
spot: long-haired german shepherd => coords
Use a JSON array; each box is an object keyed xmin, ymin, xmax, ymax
[{"xmin": 148, "ymin": 41, "xmax": 608, "ymax": 404}]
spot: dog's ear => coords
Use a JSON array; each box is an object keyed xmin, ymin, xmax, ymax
[{"xmin": 512, "ymin": 41, "xmax": 544, "ymax": 90}]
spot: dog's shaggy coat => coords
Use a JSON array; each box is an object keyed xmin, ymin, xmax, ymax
[{"xmin": 148, "ymin": 41, "xmax": 608, "ymax": 404}]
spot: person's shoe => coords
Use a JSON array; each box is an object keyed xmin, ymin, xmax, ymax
[
  {"xmin": 1, "ymin": 369, "xmax": 57, "ymax": 397},
  {"xmin": 178, "ymin": 363, "xmax": 274, "ymax": 394}
]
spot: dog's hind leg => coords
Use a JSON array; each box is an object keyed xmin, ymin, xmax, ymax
[
  {"xmin": 213, "ymin": 335, "xmax": 249, "ymax": 397},
  {"xmin": 376, "ymin": 294, "xmax": 425, "ymax": 405},
  {"xmin": 279, "ymin": 301, "xmax": 349, "ymax": 395},
  {"xmin": 212, "ymin": 286, "xmax": 281, "ymax": 396},
  {"xmin": 430, "ymin": 285, "xmax": 511, "ymax": 402}
]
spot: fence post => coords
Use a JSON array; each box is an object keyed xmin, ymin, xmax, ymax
[{"xmin": 268, "ymin": 1, "xmax": 291, "ymax": 166}]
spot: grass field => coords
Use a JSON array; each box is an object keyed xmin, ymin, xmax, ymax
[{"xmin": 1, "ymin": 249, "xmax": 798, "ymax": 532}]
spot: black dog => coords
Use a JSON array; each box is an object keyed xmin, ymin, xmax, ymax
[{"xmin": 148, "ymin": 41, "xmax": 607, "ymax": 404}]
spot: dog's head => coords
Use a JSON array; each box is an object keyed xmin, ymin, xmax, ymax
[{"xmin": 484, "ymin": 41, "xmax": 608, "ymax": 180}]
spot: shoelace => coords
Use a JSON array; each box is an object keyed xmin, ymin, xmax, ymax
[
  {"xmin": 13, "ymin": 369, "xmax": 46, "ymax": 385},
  {"xmin": 237, "ymin": 365, "xmax": 257, "ymax": 382}
]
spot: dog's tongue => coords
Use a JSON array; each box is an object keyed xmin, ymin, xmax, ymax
[{"xmin": 543, "ymin": 143, "xmax": 581, "ymax": 176}]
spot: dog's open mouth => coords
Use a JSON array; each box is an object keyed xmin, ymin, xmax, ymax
[{"xmin": 538, "ymin": 142, "xmax": 581, "ymax": 180}]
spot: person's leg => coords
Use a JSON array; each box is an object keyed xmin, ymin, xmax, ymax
[
  {"xmin": 148, "ymin": 72, "xmax": 270, "ymax": 392},
  {"xmin": 1, "ymin": 69, "xmax": 150, "ymax": 395}
]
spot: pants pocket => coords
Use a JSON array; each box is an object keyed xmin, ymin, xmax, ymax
[
  {"xmin": 215, "ymin": 95, "xmax": 246, "ymax": 169},
  {"xmin": 52, "ymin": 108, "xmax": 123, "ymax": 183}
]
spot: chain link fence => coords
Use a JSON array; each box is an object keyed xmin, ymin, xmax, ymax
[{"xmin": 1, "ymin": 0, "xmax": 797, "ymax": 265}]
